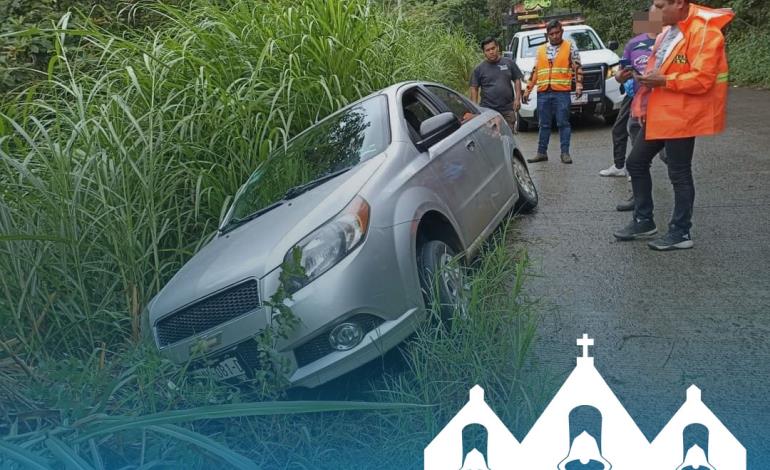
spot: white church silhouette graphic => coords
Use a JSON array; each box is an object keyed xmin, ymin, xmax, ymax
[{"xmin": 424, "ymin": 334, "xmax": 746, "ymax": 470}]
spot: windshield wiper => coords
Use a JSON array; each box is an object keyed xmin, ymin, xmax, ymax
[
  {"xmin": 283, "ymin": 167, "xmax": 352, "ymax": 200},
  {"xmin": 220, "ymin": 201, "xmax": 283, "ymax": 234}
]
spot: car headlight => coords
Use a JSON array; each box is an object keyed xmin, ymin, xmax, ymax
[
  {"xmin": 607, "ymin": 64, "xmax": 620, "ymax": 79},
  {"xmin": 283, "ymin": 196, "xmax": 370, "ymax": 294}
]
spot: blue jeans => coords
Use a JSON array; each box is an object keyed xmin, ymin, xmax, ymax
[
  {"xmin": 537, "ymin": 91, "xmax": 571, "ymax": 155},
  {"xmin": 626, "ymin": 125, "xmax": 696, "ymax": 233}
]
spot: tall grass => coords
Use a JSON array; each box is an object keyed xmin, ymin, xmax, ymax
[
  {"xmin": 0, "ymin": 227, "xmax": 544, "ymax": 468},
  {"xmin": 0, "ymin": 0, "xmax": 478, "ymax": 358},
  {"xmin": 0, "ymin": 1, "xmax": 549, "ymax": 467}
]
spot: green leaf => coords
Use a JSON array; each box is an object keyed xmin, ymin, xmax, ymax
[
  {"xmin": 76, "ymin": 401, "xmax": 423, "ymax": 442},
  {"xmin": 0, "ymin": 438, "xmax": 52, "ymax": 470},
  {"xmin": 45, "ymin": 437, "xmax": 96, "ymax": 470},
  {"xmin": 147, "ymin": 424, "xmax": 258, "ymax": 470}
]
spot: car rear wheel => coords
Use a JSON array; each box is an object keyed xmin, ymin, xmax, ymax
[
  {"xmin": 418, "ymin": 240, "xmax": 468, "ymax": 323},
  {"xmin": 512, "ymin": 156, "xmax": 538, "ymax": 213}
]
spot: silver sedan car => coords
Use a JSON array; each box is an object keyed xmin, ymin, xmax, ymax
[{"xmin": 143, "ymin": 81, "xmax": 538, "ymax": 388}]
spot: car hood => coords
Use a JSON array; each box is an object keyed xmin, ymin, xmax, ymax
[
  {"xmin": 580, "ymin": 49, "xmax": 620, "ymax": 67},
  {"xmin": 149, "ymin": 154, "xmax": 386, "ymax": 320}
]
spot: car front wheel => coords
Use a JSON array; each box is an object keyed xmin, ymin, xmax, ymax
[{"xmin": 418, "ymin": 240, "xmax": 468, "ymax": 322}]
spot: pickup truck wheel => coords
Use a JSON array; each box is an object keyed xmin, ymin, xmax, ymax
[
  {"xmin": 603, "ymin": 110, "xmax": 619, "ymax": 125},
  {"xmin": 418, "ymin": 240, "xmax": 468, "ymax": 323},
  {"xmin": 517, "ymin": 113, "xmax": 530, "ymax": 132},
  {"xmin": 512, "ymin": 155, "xmax": 538, "ymax": 213}
]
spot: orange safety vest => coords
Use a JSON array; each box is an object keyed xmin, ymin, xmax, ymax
[
  {"xmin": 632, "ymin": 4, "xmax": 733, "ymax": 139},
  {"xmin": 534, "ymin": 40, "xmax": 573, "ymax": 92}
]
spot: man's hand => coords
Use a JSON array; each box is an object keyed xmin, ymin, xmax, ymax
[
  {"xmin": 574, "ymin": 83, "xmax": 583, "ymax": 99},
  {"xmin": 638, "ymin": 72, "xmax": 667, "ymax": 88},
  {"xmin": 514, "ymin": 98, "xmax": 521, "ymax": 112},
  {"xmin": 522, "ymin": 90, "xmax": 530, "ymax": 104},
  {"xmin": 615, "ymin": 68, "xmax": 633, "ymax": 83}
]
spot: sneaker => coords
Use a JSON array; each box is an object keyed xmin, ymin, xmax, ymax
[
  {"xmin": 599, "ymin": 164, "xmax": 627, "ymax": 177},
  {"xmin": 560, "ymin": 152, "xmax": 573, "ymax": 164},
  {"xmin": 613, "ymin": 218, "xmax": 657, "ymax": 241},
  {"xmin": 648, "ymin": 231, "xmax": 694, "ymax": 251},
  {"xmin": 616, "ymin": 196, "xmax": 634, "ymax": 212},
  {"xmin": 527, "ymin": 153, "xmax": 548, "ymax": 163}
]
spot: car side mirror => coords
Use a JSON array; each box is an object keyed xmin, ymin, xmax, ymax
[
  {"xmin": 607, "ymin": 40, "xmax": 619, "ymax": 51},
  {"xmin": 415, "ymin": 112, "xmax": 460, "ymax": 152}
]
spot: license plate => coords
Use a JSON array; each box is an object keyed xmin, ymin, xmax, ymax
[
  {"xmin": 571, "ymin": 93, "xmax": 588, "ymax": 104},
  {"xmin": 201, "ymin": 356, "xmax": 246, "ymax": 380}
]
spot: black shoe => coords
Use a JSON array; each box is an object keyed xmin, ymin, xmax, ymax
[
  {"xmin": 613, "ymin": 218, "xmax": 657, "ymax": 241},
  {"xmin": 616, "ymin": 197, "xmax": 634, "ymax": 212},
  {"xmin": 527, "ymin": 153, "xmax": 548, "ymax": 163},
  {"xmin": 560, "ymin": 152, "xmax": 573, "ymax": 164},
  {"xmin": 648, "ymin": 231, "xmax": 694, "ymax": 251}
]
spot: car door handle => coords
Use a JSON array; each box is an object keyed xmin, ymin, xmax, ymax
[{"xmin": 465, "ymin": 140, "xmax": 476, "ymax": 151}]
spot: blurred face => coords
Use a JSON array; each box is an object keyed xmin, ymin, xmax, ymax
[
  {"xmin": 633, "ymin": 8, "xmax": 663, "ymax": 35},
  {"xmin": 653, "ymin": 0, "xmax": 688, "ymax": 26},
  {"xmin": 483, "ymin": 41, "xmax": 500, "ymax": 62},
  {"xmin": 547, "ymin": 26, "xmax": 564, "ymax": 45}
]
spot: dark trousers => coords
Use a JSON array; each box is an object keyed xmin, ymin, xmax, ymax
[
  {"xmin": 611, "ymin": 96, "xmax": 633, "ymax": 168},
  {"xmin": 626, "ymin": 126, "xmax": 696, "ymax": 233},
  {"xmin": 537, "ymin": 91, "xmax": 571, "ymax": 154}
]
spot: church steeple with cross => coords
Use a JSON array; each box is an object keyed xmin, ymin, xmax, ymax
[{"xmin": 576, "ymin": 333, "xmax": 594, "ymax": 366}]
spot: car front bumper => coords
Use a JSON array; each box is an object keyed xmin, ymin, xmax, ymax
[{"xmin": 152, "ymin": 222, "xmax": 424, "ymax": 388}]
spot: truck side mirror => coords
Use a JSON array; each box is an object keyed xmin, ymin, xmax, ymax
[{"xmin": 607, "ymin": 40, "xmax": 619, "ymax": 51}]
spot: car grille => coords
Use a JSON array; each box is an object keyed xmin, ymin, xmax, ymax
[
  {"xmin": 294, "ymin": 314, "xmax": 385, "ymax": 367},
  {"xmin": 155, "ymin": 280, "xmax": 261, "ymax": 347},
  {"xmin": 579, "ymin": 66, "xmax": 604, "ymax": 92}
]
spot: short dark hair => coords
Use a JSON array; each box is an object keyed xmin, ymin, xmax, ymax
[
  {"xmin": 480, "ymin": 36, "xmax": 500, "ymax": 50},
  {"xmin": 546, "ymin": 20, "xmax": 562, "ymax": 32}
]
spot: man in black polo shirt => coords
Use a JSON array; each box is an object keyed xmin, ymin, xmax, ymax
[{"xmin": 470, "ymin": 37, "xmax": 524, "ymax": 133}]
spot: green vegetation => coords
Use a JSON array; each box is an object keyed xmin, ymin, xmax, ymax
[{"xmin": 1, "ymin": 0, "xmax": 546, "ymax": 467}]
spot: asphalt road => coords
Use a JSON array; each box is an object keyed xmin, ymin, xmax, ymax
[{"xmin": 512, "ymin": 87, "xmax": 770, "ymax": 466}]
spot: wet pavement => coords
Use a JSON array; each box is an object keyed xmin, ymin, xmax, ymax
[{"xmin": 513, "ymin": 87, "xmax": 770, "ymax": 466}]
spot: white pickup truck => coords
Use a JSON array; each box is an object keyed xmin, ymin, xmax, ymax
[{"xmin": 506, "ymin": 24, "xmax": 624, "ymax": 131}]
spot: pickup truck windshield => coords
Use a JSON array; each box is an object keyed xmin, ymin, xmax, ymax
[
  {"xmin": 521, "ymin": 30, "xmax": 603, "ymax": 58},
  {"xmin": 222, "ymin": 95, "xmax": 389, "ymax": 231}
]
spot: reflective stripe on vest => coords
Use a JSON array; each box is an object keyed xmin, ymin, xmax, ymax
[{"xmin": 535, "ymin": 41, "xmax": 573, "ymax": 92}]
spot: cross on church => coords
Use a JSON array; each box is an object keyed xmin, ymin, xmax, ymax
[{"xmin": 577, "ymin": 334, "xmax": 594, "ymax": 358}]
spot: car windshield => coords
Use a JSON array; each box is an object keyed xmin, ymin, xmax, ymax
[
  {"xmin": 521, "ymin": 29, "xmax": 603, "ymax": 58},
  {"xmin": 223, "ymin": 95, "xmax": 389, "ymax": 230}
]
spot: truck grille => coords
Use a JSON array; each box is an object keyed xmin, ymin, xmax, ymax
[
  {"xmin": 579, "ymin": 65, "xmax": 604, "ymax": 92},
  {"xmin": 155, "ymin": 280, "xmax": 261, "ymax": 347}
]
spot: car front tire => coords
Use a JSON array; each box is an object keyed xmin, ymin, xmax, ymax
[{"xmin": 418, "ymin": 240, "xmax": 468, "ymax": 323}]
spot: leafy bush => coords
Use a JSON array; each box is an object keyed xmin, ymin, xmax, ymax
[{"xmin": 726, "ymin": 28, "xmax": 770, "ymax": 88}]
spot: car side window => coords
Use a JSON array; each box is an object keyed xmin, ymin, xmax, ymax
[
  {"xmin": 402, "ymin": 89, "xmax": 440, "ymax": 143},
  {"xmin": 425, "ymin": 86, "xmax": 476, "ymax": 123}
]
